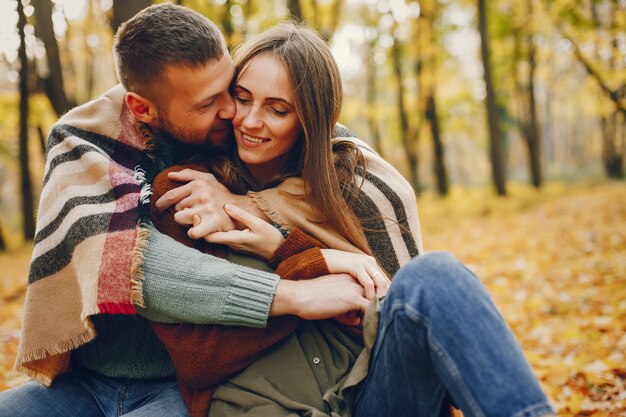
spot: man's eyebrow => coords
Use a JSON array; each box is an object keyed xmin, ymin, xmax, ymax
[{"xmin": 235, "ymin": 85, "xmax": 293, "ymax": 106}]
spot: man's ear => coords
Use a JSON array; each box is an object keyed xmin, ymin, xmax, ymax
[{"xmin": 125, "ymin": 92, "xmax": 158, "ymax": 124}]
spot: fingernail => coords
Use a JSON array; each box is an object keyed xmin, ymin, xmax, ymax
[{"xmin": 224, "ymin": 203, "xmax": 233, "ymax": 211}]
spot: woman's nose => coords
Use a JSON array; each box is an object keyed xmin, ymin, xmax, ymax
[{"xmin": 242, "ymin": 107, "xmax": 263, "ymax": 130}]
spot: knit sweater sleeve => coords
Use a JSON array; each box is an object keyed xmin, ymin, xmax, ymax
[{"xmin": 136, "ymin": 222, "xmax": 280, "ymax": 327}]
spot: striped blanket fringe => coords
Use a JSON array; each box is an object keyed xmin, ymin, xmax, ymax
[{"xmin": 14, "ymin": 84, "xmax": 155, "ymax": 385}]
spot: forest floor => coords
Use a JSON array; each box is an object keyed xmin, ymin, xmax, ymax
[{"xmin": 1, "ymin": 180, "xmax": 625, "ymax": 415}]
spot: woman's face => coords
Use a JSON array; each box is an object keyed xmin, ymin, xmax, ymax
[{"xmin": 232, "ymin": 54, "xmax": 303, "ymax": 183}]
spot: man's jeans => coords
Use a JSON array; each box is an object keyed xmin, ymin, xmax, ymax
[
  {"xmin": 0, "ymin": 370, "xmax": 188, "ymax": 417},
  {"xmin": 354, "ymin": 252, "xmax": 554, "ymax": 417}
]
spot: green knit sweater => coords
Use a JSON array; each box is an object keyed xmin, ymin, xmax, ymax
[{"xmin": 71, "ymin": 223, "xmax": 279, "ymax": 379}]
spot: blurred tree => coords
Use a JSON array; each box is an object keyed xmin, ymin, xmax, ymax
[
  {"xmin": 542, "ymin": 0, "xmax": 625, "ymax": 178},
  {"xmin": 360, "ymin": 4, "xmax": 382, "ymax": 157},
  {"xmin": 32, "ymin": 0, "xmax": 75, "ymax": 116},
  {"xmin": 478, "ymin": 0, "xmax": 507, "ymax": 195},
  {"xmin": 288, "ymin": 0, "xmax": 303, "ymax": 22},
  {"xmin": 221, "ymin": 0, "xmax": 235, "ymax": 47},
  {"xmin": 416, "ymin": 0, "xmax": 448, "ymax": 196},
  {"xmin": 523, "ymin": 0, "xmax": 542, "ymax": 188},
  {"xmin": 390, "ymin": 20, "xmax": 420, "ymax": 193},
  {"xmin": 17, "ymin": 0, "xmax": 35, "ymax": 241},
  {"xmin": 111, "ymin": 0, "xmax": 152, "ymax": 33},
  {"xmin": 509, "ymin": 0, "xmax": 543, "ymax": 187},
  {"xmin": 0, "ymin": 219, "xmax": 6, "ymax": 251}
]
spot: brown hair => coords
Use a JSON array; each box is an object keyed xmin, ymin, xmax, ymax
[
  {"xmin": 230, "ymin": 23, "xmax": 370, "ymax": 254},
  {"xmin": 113, "ymin": 4, "xmax": 225, "ymax": 100}
]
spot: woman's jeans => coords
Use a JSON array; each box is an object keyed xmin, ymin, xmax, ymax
[
  {"xmin": 0, "ymin": 370, "xmax": 188, "ymax": 417},
  {"xmin": 353, "ymin": 252, "xmax": 554, "ymax": 417}
]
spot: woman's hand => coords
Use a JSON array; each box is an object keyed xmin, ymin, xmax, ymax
[
  {"xmin": 203, "ymin": 204, "xmax": 285, "ymax": 259},
  {"xmin": 321, "ymin": 249, "xmax": 389, "ymax": 299}
]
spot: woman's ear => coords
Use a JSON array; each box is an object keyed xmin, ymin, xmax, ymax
[{"xmin": 125, "ymin": 92, "xmax": 158, "ymax": 124}]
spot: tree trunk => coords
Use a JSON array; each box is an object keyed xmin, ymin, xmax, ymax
[
  {"xmin": 32, "ymin": 0, "xmax": 74, "ymax": 116},
  {"xmin": 426, "ymin": 93, "xmax": 448, "ymax": 196},
  {"xmin": 288, "ymin": 0, "xmax": 303, "ymax": 22},
  {"xmin": 390, "ymin": 28, "xmax": 420, "ymax": 193},
  {"xmin": 602, "ymin": 113, "xmax": 624, "ymax": 178},
  {"xmin": 365, "ymin": 64, "xmax": 383, "ymax": 157},
  {"xmin": 37, "ymin": 125, "xmax": 47, "ymax": 157},
  {"xmin": 18, "ymin": 0, "xmax": 36, "ymax": 241},
  {"xmin": 221, "ymin": 0, "xmax": 234, "ymax": 48},
  {"xmin": 524, "ymin": 0, "xmax": 542, "ymax": 188},
  {"xmin": 0, "ymin": 219, "xmax": 6, "ymax": 251},
  {"xmin": 111, "ymin": 0, "xmax": 152, "ymax": 33},
  {"xmin": 324, "ymin": 0, "xmax": 344, "ymax": 42},
  {"xmin": 478, "ymin": 0, "xmax": 506, "ymax": 195},
  {"xmin": 418, "ymin": 1, "xmax": 448, "ymax": 196}
]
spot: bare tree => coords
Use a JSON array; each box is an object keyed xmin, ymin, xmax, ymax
[
  {"xmin": 18, "ymin": 0, "xmax": 35, "ymax": 241},
  {"xmin": 0, "ymin": 219, "xmax": 6, "ymax": 251},
  {"xmin": 478, "ymin": 0, "xmax": 507, "ymax": 195},
  {"xmin": 287, "ymin": 0, "xmax": 303, "ymax": 22},
  {"xmin": 32, "ymin": 0, "xmax": 74, "ymax": 116},
  {"xmin": 361, "ymin": 6, "xmax": 382, "ymax": 156},
  {"xmin": 111, "ymin": 0, "xmax": 152, "ymax": 33},
  {"xmin": 390, "ymin": 23, "xmax": 420, "ymax": 193},
  {"xmin": 417, "ymin": 0, "xmax": 448, "ymax": 196}
]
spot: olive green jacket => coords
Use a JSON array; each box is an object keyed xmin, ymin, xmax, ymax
[{"xmin": 209, "ymin": 295, "xmax": 383, "ymax": 417}]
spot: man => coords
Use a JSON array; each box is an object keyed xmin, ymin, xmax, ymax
[{"xmin": 0, "ymin": 4, "xmax": 419, "ymax": 416}]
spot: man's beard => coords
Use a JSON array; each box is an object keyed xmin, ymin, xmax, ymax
[{"xmin": 156, "ymin": 112, "xmax": 234, "ymax": 154}]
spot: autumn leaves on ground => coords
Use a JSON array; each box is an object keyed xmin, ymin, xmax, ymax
[{"xmin": 1, "ymin": 181, "xmax": 625, "ymax": 415}]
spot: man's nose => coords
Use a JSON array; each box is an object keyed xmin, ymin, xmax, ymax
[{"xmin": 218, "ymin": 94, "xmax": 236, "ymax": 120}]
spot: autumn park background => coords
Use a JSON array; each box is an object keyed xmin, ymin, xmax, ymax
[{"xmin": 0, "ymin": 0, "xmax": 625, "ymax": 415}]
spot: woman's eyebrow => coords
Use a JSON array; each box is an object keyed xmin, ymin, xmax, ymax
[{"xmin": 235, "ymin": 84, "xmax": 293, "ymax": 107}]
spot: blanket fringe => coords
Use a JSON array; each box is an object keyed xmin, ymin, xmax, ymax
[
  {"xmin": 130, "ymin": 223, "xmax": 150, "ymax": 307},
  {"xmin": 15, "ymin": 326, "xmax": 96, "ymax": 386},
  {"xmin": 249, "ymin": 192, "xmax": 293, "ymax": 233}
]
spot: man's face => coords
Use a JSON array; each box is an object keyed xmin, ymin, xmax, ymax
[{"xmin": 154, "ymin": 54, "xmax": 236, "ymax": 149}]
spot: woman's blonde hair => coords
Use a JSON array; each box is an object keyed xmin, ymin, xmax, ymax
[{"xmin": 228, "ymin": 23, "xmax": 370, "ymax": 254}]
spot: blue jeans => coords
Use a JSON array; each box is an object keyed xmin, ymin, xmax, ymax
[
  {"xmin": 0, "ymin": 369, "xmax": 188, "ymax": 417},
  {"xmin": 353, "ymin": 252, "xmax": 554, "ymax": 417}
]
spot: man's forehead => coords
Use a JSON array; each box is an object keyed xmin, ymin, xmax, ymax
[{"xmin": 162, "ymin": 57, "xmax": 234, "ymax": 98}]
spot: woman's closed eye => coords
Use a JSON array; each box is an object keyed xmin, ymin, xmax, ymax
[
  {"xmin": 235, "ymin": 95, "xmax": 251, "ymax": 104},
  {"xmin": 270, "ymin": 107, "xmax": 288, "ymax": 116}
]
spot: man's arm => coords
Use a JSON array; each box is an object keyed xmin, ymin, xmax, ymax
[
  {"xmin": 137, "ymin": 223, "xmax": 280, "ymax": 327},
  {"xmin": 138, "ymin": 226, "xmax": 369, "ymax": 325}
]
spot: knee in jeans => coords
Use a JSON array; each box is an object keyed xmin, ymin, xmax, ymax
[{"xmin": 390, "ymin": 252, "xmax": 479, "ymax": 299}]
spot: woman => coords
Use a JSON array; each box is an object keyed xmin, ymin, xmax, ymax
[{"xmin": 152, "ymin": 23, "xmax": 555, "ymax": 417}]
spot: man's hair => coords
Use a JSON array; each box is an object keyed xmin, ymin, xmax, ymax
[{"xmin": 113, "ymin": 3, "xmax": 225, "ymax": 99}]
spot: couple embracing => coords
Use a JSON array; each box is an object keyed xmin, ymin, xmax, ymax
[{"xmin": 0, "ymin": 4, "xmax": 553, "ymax": 417}]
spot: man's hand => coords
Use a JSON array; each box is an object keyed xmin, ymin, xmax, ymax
[
  {"xmin": 154, "ymin": 168, "xmax": 268, "ymax": 239},
  {"xmin": 270, "ymin": 274, "xmax": 371, "ymax": 321},
  {"xmin": 204, "ymin": 204, "xmax": 285, "ymax": 260}
]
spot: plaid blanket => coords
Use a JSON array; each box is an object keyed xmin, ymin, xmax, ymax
[{"xmin": 15, "ymin": 85, "xmax": 153, "ymax": 385}]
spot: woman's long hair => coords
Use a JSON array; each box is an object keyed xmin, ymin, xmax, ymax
[{"xmin": 209, "ymin": 23, "xmax": 370, "ymax": 254}]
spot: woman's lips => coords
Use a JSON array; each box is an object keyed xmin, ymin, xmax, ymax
[{"xmin": 241, "ymin": 133, "xmax": 269, "ymax": 144}]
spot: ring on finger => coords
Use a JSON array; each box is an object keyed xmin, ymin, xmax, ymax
[{"xmin": 371, "ymin": 271, "xmax": 381, "ymax": 280}]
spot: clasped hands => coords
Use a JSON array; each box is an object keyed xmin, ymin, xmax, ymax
[{"xmin": 155, "ymin": 168, "xmax": 389, "ymax": 325}]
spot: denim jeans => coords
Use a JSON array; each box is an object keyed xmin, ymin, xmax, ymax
[
  {"xmin": 0, "ymin": 369, "xmax": 188, "ymax": 417},
  {"xmin": 353, "ymin": 252, "xmax": 554, "ymax": 417}
]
